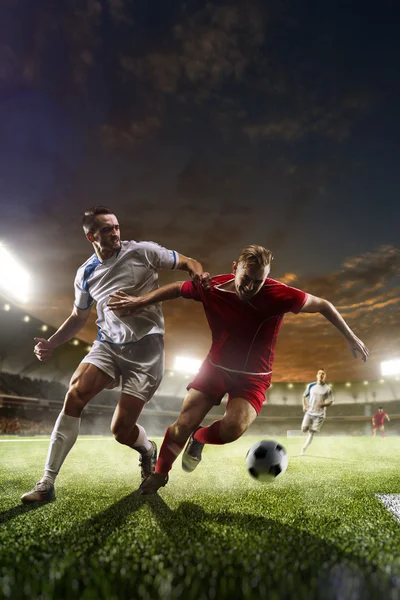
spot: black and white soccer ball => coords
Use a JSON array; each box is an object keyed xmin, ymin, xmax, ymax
[{"xmin": 246, "ymin": 440, "xmax": 288, "ymax": 482}]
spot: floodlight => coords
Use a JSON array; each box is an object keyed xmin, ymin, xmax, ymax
[
  {"xmin": 0, "ymin": 243, "xmax": 31, "ymax": 302},
  {"xmin": 381, "ymin": 359, "xmax": 400, "ymax": 377},
  {"xmin": 174, "ymin": 356, "xmax": 202, "ymax": 374}
]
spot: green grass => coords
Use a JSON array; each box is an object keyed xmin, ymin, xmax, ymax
[{"xmin": 1, "ymin": 435, "xmax": 400, "ymax": 599}]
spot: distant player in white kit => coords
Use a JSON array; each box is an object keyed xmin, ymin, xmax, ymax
[
  {"xmin": 21, "ymin": 206, "xmax": 209, "ymax": 503},
  {"xmin": 301, "ymin": 369, "xmax": 333, "ymax": 455}
]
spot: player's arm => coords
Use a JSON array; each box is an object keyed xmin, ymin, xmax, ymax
[
  {"xmin": 385, "ymin": 413, "xmax": 390, "ymax": 422},
  {"xmin": 302, "ymin": 395, "xmax": 308, "ymax": 412},
  {"xmin": 34, "ymin": 306, "xmax": 92, "ymax": 362},
  {"xmin": 108, "ymin": 281, "xmax": 185, "ymax": 316},
  {"xmin": 175, "ymin": 253, "xmax": 211, "ymax": 290},
  {"xmin": 300, "ymin": 294, "xmax": 369, "ymax": 362}
]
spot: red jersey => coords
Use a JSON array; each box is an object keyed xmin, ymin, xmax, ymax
[
  {"xmin": 181, "ymin": 275, "xmax": 307, "ymax": 377},
  {"xmin": 373, "ymin": 411, "xmax": 387, "ymax": 426}
]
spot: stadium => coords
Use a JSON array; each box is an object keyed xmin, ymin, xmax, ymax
[
  {"xmin": 1, "ymin": 285, "xmax": 400, "ymax": 599},
  {"xmin": 1, "ymin": 3, "xmax": 399, "ymax": 595}
]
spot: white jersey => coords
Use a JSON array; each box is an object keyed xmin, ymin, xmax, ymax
[
  {"xmin": 74, "ymin": 240, "xmax": 178, "ymax": 344},
  {"xmin": 304, "ymin": 382, "xmax": 333, "ymax": 417}
]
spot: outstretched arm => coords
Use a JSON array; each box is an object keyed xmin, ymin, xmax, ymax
[
  {"xmin": 33, "ymin": 305, "xmax": 92, "ymax": 361},
  {"xmin": 386, "ymin": 414, "xmax": 390, "ymax": 422},
  {"xmin": 300, "ymin": 294, "xmax": 369, "ymax": 362},
  {"xmin": 107, "ymin": 281, "xmax": 185, "ymax": 316},
  {"xmin": 176, "ymin": 253, "xmax": 211, "ymax": 290}
]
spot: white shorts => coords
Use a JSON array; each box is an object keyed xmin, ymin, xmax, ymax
[
  {"xmin": 302, "ymin": 413, "xmax": 325, "ymax": 433},
  {"xmin": 81, "ymin": 334, "xmax": 164, "ymax": 403}
]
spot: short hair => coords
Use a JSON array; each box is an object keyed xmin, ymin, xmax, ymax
[
  {"xmin": 82, "ymin": 206, "xmax": 115, "ymax": 234},
  {"xmin": 378, "ymin": 406, "xmax": 383, "ymax": 410},
  {"xmin": 237, "ymin": 245, "xmax": 273, "ymax": 269}
]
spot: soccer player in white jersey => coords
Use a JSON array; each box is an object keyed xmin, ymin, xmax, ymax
[
  {"xmin": 21, "ymin": 206, "xmax": 209, "ymax": 503},
  {"xmin": 301, "ymin": 369, "xmax": 333, "ymax": 455}
]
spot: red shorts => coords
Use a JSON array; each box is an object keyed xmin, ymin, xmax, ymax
[{"xmin": 187, "ymin": 359, "xmax": 271, "ymax": 414}]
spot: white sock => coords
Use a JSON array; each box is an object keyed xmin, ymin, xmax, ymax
[
  {"xmin": 303, "ymin": 432, "xmax": 314, "ymax": 452},
  {"xmin": 132, "ymin": 424, "xmax": 152, "ymax": 454},
  {"xmin": 41, "ymin": 412, "xmax": 81, "ymax": 485}
]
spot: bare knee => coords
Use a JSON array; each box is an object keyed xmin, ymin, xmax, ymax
[
  {"xmin": 220, "ymin": 420, "xmax": 247, "ymax": 443},
  {"xmin": 170, "ymin": 418, "xmax": 195, "ymax": 443},
  {"xmin": 111, "ymin": 419, "xmax": 135, "ymax": 445},
  {"xmin": 64, "ymin": 386, "xmax": 90, "ymax": 417}
]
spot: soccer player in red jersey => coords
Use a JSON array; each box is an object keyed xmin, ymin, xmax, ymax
[
  {"xmin": 372, "ymin": 407, "xmax": 390, "ymax": 437},
  {"xmin": 108, "ymin": 244, "xmax": 369, "ymax": 494}
]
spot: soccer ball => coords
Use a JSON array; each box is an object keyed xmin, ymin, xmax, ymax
[{"xmin": 246, "ymin": 440, "xmax": 288, "ymax": 482}]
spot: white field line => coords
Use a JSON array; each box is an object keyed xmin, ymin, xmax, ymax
[
  {"xmin": 376, "ymin": 494, "xmax": 400, "ymax": 523},
  {"xmin": 0, "ymin": 437, "xmax": 114, "ymax": 443}
]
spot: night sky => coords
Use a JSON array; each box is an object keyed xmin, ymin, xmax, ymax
[{"xmin": 0, "ymin": 0, "xmax": 399, "ymax": 382}]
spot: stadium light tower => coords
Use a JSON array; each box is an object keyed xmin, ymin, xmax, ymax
[
  {"xmin": 174, "ymin": 356, "xmax": 202, "ymax": 374},
  {"xmin": 0, "ymin": 243, "xmax": 31, "ymax": 303},
  {"xmin": 381, "ymin": 359, "xmax": 400, "ymax": 377}
]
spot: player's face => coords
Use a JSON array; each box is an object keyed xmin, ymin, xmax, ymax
[
  {"xmin": 233, "ymin": 261, "xmax": 269, "ymax": 301},
  {"xmin": 317, "ymin": 370, "xmax": 326, "ymax": 384},
  {"xmin": 89, "ymin": 214, "xmax": 121, "ymax": 253}
]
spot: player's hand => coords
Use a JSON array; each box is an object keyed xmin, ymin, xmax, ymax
[
  {"xmin": 33, "ymin": 338, "xmax": 55, "ymax": 362},
  {"xmin": 107, "ymin": 290, "xmax": 143, "ymax": 317},
  {"xmin": 192, "ymin": 271, "xmax": 211, "ymax": 291},
  {"xmin": 347, "ymin": 335, "xmax": 369, "ymax": 362},
  {"xmin": 316, "ymin": 402, "xmax": 323, "ymax": 409},
  {"xmin": 303, "ymin": 407, "xmax": 307, "ymax": 413}
]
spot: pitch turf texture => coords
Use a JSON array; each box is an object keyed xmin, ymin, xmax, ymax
[{"xmin": 1, "ymin": 436, "xmax": 400, "ymax": 600}]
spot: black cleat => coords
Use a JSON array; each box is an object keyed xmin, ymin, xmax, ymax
[
  {"xmin": 139, "ymin": 473, "xmax": 169, "ymax": 495},
  {"xmin": 182, "ymin": 427, "xmax": 204, "ymax": 473},
  {"xmin": 139, "ymin": 441, "xmax": 157, "ymax": 481}
]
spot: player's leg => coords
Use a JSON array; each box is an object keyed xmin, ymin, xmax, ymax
[
  {"xmin": 111, "ymin": 334, "xmax": 165, "ymax": 481},
  {"xmin": 179, "ymin": 396, "xmax": 257, "ymax": 473},
  {"xmin": 301, "ymin": 414, "xmax": 312, "ymax": 455},
  {"xmin": 302, "ymin": 431, "xmax": 314, "ymax": 454},
  {"xmin": 195, "ymin": 397, "xmax": 257, "ymax": 444},
  {"xmin": 372, "ymin": 425, "xmax": 377, "ymax": 437},
  {"xmin": 303, "ymin": 416, "xmax": 324, "ymax": 453},
  {"xmin": 139, "ymin": 389, "xmax": 215, "ymax": 494},
  {"xmin": 21, "ymin": 363, "xmax": 113, "ymax": 503},
  {"xmin": 380, "ymin": 425, "xmax": 385, "ymax": 438},
  {"xmin": 111, "ymin": 393, "xmax": 158, "ymax": 480}
]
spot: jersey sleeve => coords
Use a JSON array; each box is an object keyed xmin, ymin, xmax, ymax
[
  {"xmin": 181, "ymin": 280, "xmax": 203, "ymax": 302},
  {"xmin": 74, "ymin": 271, "xmax": 94, "ymax": 310},
  {"xmin": 138, "ymin": 241, "xmax": 178, "ymax": 270},
  {"xmin": 304, "ymin": 383, "xmax": 311, "ymax": 398},
  {"xmin": 275, "ymin": 282, "xmax": 308, "ymax": 314}
]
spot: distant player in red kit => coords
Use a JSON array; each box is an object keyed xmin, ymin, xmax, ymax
[
  {"xmin": 108, "ymin": 244, "xmax": 369, "ymax": 494},
  {"xmin": 372, "ymin": 407, "xmax": 390, "ymax": 437}
]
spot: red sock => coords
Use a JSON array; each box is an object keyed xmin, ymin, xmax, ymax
[
  {"xmin": 194, "ymin": 420, "xmax": 225, "ymax": 445},
  {"xmin": 155, "ymin": 427, "xmax": 186, "ymax": 475}
]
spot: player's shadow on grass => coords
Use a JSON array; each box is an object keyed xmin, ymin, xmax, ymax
[
  {"xmin": 0, "ymin": 501, "xmax": 49, "ymax": 524},
  {"xmin": 4, "ymin": 489, "xmax": 399, "ymax": 600}
]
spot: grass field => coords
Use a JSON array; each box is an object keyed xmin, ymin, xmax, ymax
[{"xmin": 1, "ymin": 435, "xmax": 400, "ymax": 600}]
